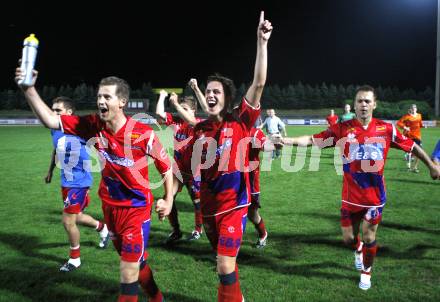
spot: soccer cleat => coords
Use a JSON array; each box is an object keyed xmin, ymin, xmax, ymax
[
  {"xmin": 354, "ymin": 251, "xmax": 363, "ymax": 271},
  {"xmin": 412, "ymin": 168, "xmax": 419, "ymax": 173},
  {"xmin": 359, "ymin": 272, "xmax": 371, "ymax": 290},
  {"xmin": 255, "ymin": 232, "xmax": 268, "ymax": 249},
  {"xmin": 165, "ymin": 230, "xmax": 183, "ymax": 245},
  {"xmin": 59, "ymin": 261, "xmax": 80, "ymax": 272},
  {"xmin": 98, "ymin": 224, "xmax": 110, "ymax": 248},
  {"xmin": 187, "ymin": 230, "xmax": 201, "ymax": 241}
]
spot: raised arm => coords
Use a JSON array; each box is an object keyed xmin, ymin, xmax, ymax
[
  {"xmin": 411, "ymin": 144, "xmax": 440, "ymax": 180},
  {"xmin": 169, "ymin": 93, "xmax": 197, "ymax": 126},
  {"xmin": 245, "ymin": 11, "xmax": 273, "ymax": 108},
  {"xmin": 15, "ymin": 68, "xmax": 60, "ymax": 129},
  {"xmin": 155, "ymin": 90, "xmax": 168, "ymax": 121},
  {"xmin": 189, "ymin": 78, "xmax": 208, "ymax": 113}
]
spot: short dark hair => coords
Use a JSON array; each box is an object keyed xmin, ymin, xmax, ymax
[
  {"xmin": 355, "ymin": 85, "xmax": 376, "ymax": 99},
  {"xmin": 207, "ymin": 73, "xmax": 236, "ymax": 111},
  {"xmin": 52, "ymin": 96, "xmax": 75, "ymax": 113},
  {"xmin": 180, "ymin": 95, "xmax": 197, "ymax": 112},
  {"xmin": 99, "ymin": 76, "xmax": 130, "ymax": 100}
]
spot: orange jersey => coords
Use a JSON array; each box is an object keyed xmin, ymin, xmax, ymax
[{"xmin": 396, "ymin": 113, "xmax": 423, "ymax": 140}]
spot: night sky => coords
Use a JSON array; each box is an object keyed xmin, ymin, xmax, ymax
[{"xmin": 2, "ymin": 0, "xmax": 438, "ymax": 91}]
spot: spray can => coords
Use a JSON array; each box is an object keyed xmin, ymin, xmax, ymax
[{"xmin": 18, "ymin": 33, "xmax": 39, "ymax": 86}]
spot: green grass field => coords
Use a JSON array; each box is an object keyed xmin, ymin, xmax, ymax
[{"xmin": 0, "ymin": 125, "xmax": 439, "ymax": 302}]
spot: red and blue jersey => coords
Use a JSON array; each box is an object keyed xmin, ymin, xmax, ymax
[
  {"xmin": 60, "ymin": 114, "xmax": 171, "ymax": 208},
  {"xmin": 160, "ymin": 113, "xmax": 202, "ymax": 174},
  {"xmin": 191, "ymin": 98, "xmax": 260, "ymax": 216},
  {"xmin": 313, "ymin": 118, "xmax": 414, "ymax": 208},
  {"xmin": 51, "ymin": 129, "xmax": 93, "ymax": 188}
]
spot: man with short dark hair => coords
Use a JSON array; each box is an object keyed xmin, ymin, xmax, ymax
[
  {"xmin": 45, "ymin": 96, "xmax": 109, "ymax": 272},
  {"xmin": 278, "ymin": 85, "xmax": 440, "ymax": 291},
  {"xmin": 16, "ymin": 69, "xmax": 173, "ymax": 302}
]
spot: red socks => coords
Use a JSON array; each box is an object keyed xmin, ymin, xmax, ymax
[
  {"xmin": 218, "ymin": 265, "xmax": 242, "ymax": 302},
  {"xmin": 69, "ymin": 246, "xmax": 80, "ymax": 259},
  {"xmin": 255, "ymin": 218, "xmax": 267, "ymax": 238},
  {"xmin": 138, "ymin": 262, "xmax": 163, "ymax": 302},
  {"xmin": 363, "ymin": 241, "xmax": 377, "ymax": 269}
]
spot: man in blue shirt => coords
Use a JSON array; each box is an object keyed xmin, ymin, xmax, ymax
[{"xmin": 45, "ymin": 96, "xmax": 110, "ymax": 272}]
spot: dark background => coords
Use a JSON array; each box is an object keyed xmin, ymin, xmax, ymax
[{"xmin": 1, "ymin": 0, "xmax": 437, "ymax": 90}]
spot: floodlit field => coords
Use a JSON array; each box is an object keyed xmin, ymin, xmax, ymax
[{"xmin": 0, "ymin": 125, "xmax": 438, "ymax": 302}]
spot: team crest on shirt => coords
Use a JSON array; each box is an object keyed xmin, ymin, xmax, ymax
[
  {"xmin": 347, "ymin": 132, "xmax": 356, "ymax": 141},
  {"xmin": 131, "ymin": 133, "xmax": 141, "ymax": 139},
  {"xmin": 228, "ymin": 226, "xmax": 235, "ymax": 233}
]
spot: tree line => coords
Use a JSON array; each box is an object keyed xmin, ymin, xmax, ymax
[{"xmin": 1, "ymin": 82, "xmax": 435, "ymax": 118}]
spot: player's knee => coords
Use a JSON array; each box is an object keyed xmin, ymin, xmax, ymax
[
  {"xmin": 362, "ymin": 234, "xmax": 376, "ymax": 244},
  {"xmin": 120, "ymin": 261, "xmax": 140, "ymax": 283},
  {"xmin": 217, "ymin": 260, "xmax": 235, "ymax": 275},
  {"xmin": 342, "ymin": 234, "xmax": 354, "ymax": 246}
]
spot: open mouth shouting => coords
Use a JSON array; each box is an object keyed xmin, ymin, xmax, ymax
[{"xmin": 207, "ymin": 98, "xmax": 218, "ymax": 109}]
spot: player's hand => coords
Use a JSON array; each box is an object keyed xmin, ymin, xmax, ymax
[
  {"xmin": 159, "ymin": 89, "xmax": 168, "ymax": 98},
  {"xmin": 430, "ymin": 165, "xmax": 440, "ymax": 180},
  {"xmin": 269, "ymin": 133, "xmax": 283, "ymax": 145},
  {"xmin": 403, "ymin": 126, "xmax": 410, "ymax": 132},
  {"xmin": 188, "ymin": 78, "xmax": 198, "ymax": 90},
  {"xmin": 258, "ymin": 11, "xmax": 273, "ymax": 42},
  {"xmin": 155, "ymin": 198, "xmax": 172, "ymax": 221},
  {"xmin": 45, "ymin": 172, "xmax": 52, "ymax": 183},
  {"xmin": 169, "ymin": 92, "xmax": 178, "ymax": 107},
  {"xmin": 15, "ymin": 65, "xmax": 38, "ymax": 89}
]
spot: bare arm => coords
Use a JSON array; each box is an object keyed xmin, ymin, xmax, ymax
[
  {"xmin": 169, "ymin": 93, "xmax": 197, "ymax": 126},
  {"xmin": 15, "ymin": 68, "xmax": 60, "ymax": 129},
  {"xmin": 45, "ymin": 149, "xmax": 57, "ymax": 183},
  {"xmin": 155, "ymin": 90, "xmax": 168, "ymax": 121},
  {"xmin": 281, "ymin": 135, "xmax": 313, "ymax": 147},
  {"xmin": 245, "ymin": 11, "xmax": 273, "ymax": 108},
  {"xmin": 189, "ymin": 78, "xmax": 209, "ymax": 114},
  {"xmin": 411, "ymin": 144, "xmax": 440, "ymax": 179}
]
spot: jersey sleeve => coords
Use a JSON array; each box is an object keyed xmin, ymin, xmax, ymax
[
  {"xmin": 390, "ymin": 124, "xmax": 414, "ymax": 152},
  {"xmin": 60, "ymin": 114, "xmax": 98, "ymax": 140},
  {"xmin": 312, "ymin": 124, "xmax": 339, "ymax": 148},
  {"xmin": 236, "ymin": 97, "xmax": 262, "ymax": 131},
  {"xmin": 146, "ymin": 131, "xmax": 171, "ymax": 174}
]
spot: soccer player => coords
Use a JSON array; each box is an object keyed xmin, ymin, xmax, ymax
[
  {"xmin": 247, "ymin": 126, "xmax": 274, "ymax": 248},
  {"xmin": 187, "ymin": 11, "xmax": 272, "ymax": 301},
  {"xmin": 190, "ymin": 79, "xmax": 271, "ymax": 249},
  {"xmin": 155, "ymin": 90, "xmax": 203, "ymax": 243},
  {"xmin": 326, "ymin": 109, "xmax": 339, "ymax": 126},
  {"xmin": 340, "ymin": 104, "xmax": 356, "ymax": 122},
  {"xmin": 397, "ymin": 104, "xmax": 424, "ymax": 172},
  {"xmin": 258, "ymin": 109, "xmax": 286, "ymax": 159},
  {"xmin": 278, "ymin": 85, "xmax": 440, "ymax": 290},
  {"xmin": 16, "ymin": 70, "xmax": 173, "ymax": 302},
  {"xmin": 45, "ymin": 96, "xmax": 110, "ymax": 272}
]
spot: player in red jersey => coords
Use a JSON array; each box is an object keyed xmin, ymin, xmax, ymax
[
  {"xmin": 155, "ymin": 89, "xmax": 204, "ymax": 243},
  {"xmin": 247, "ymin": 126, "xmax": 274, "ymax": 248},
  {"xmin": 278, "ymin": 85, "xmax": 440, "ymax": 291},
  {"xmin": 326, "ymin": 109, "xmax": 339, "ymax": 126},
  {"xmin": 186, "ymin": 11, "xmax": 272, "ymax": 302},
  {"xmin": 16, "ymin": 70, "xmax": 173, "ymax": 302}
]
